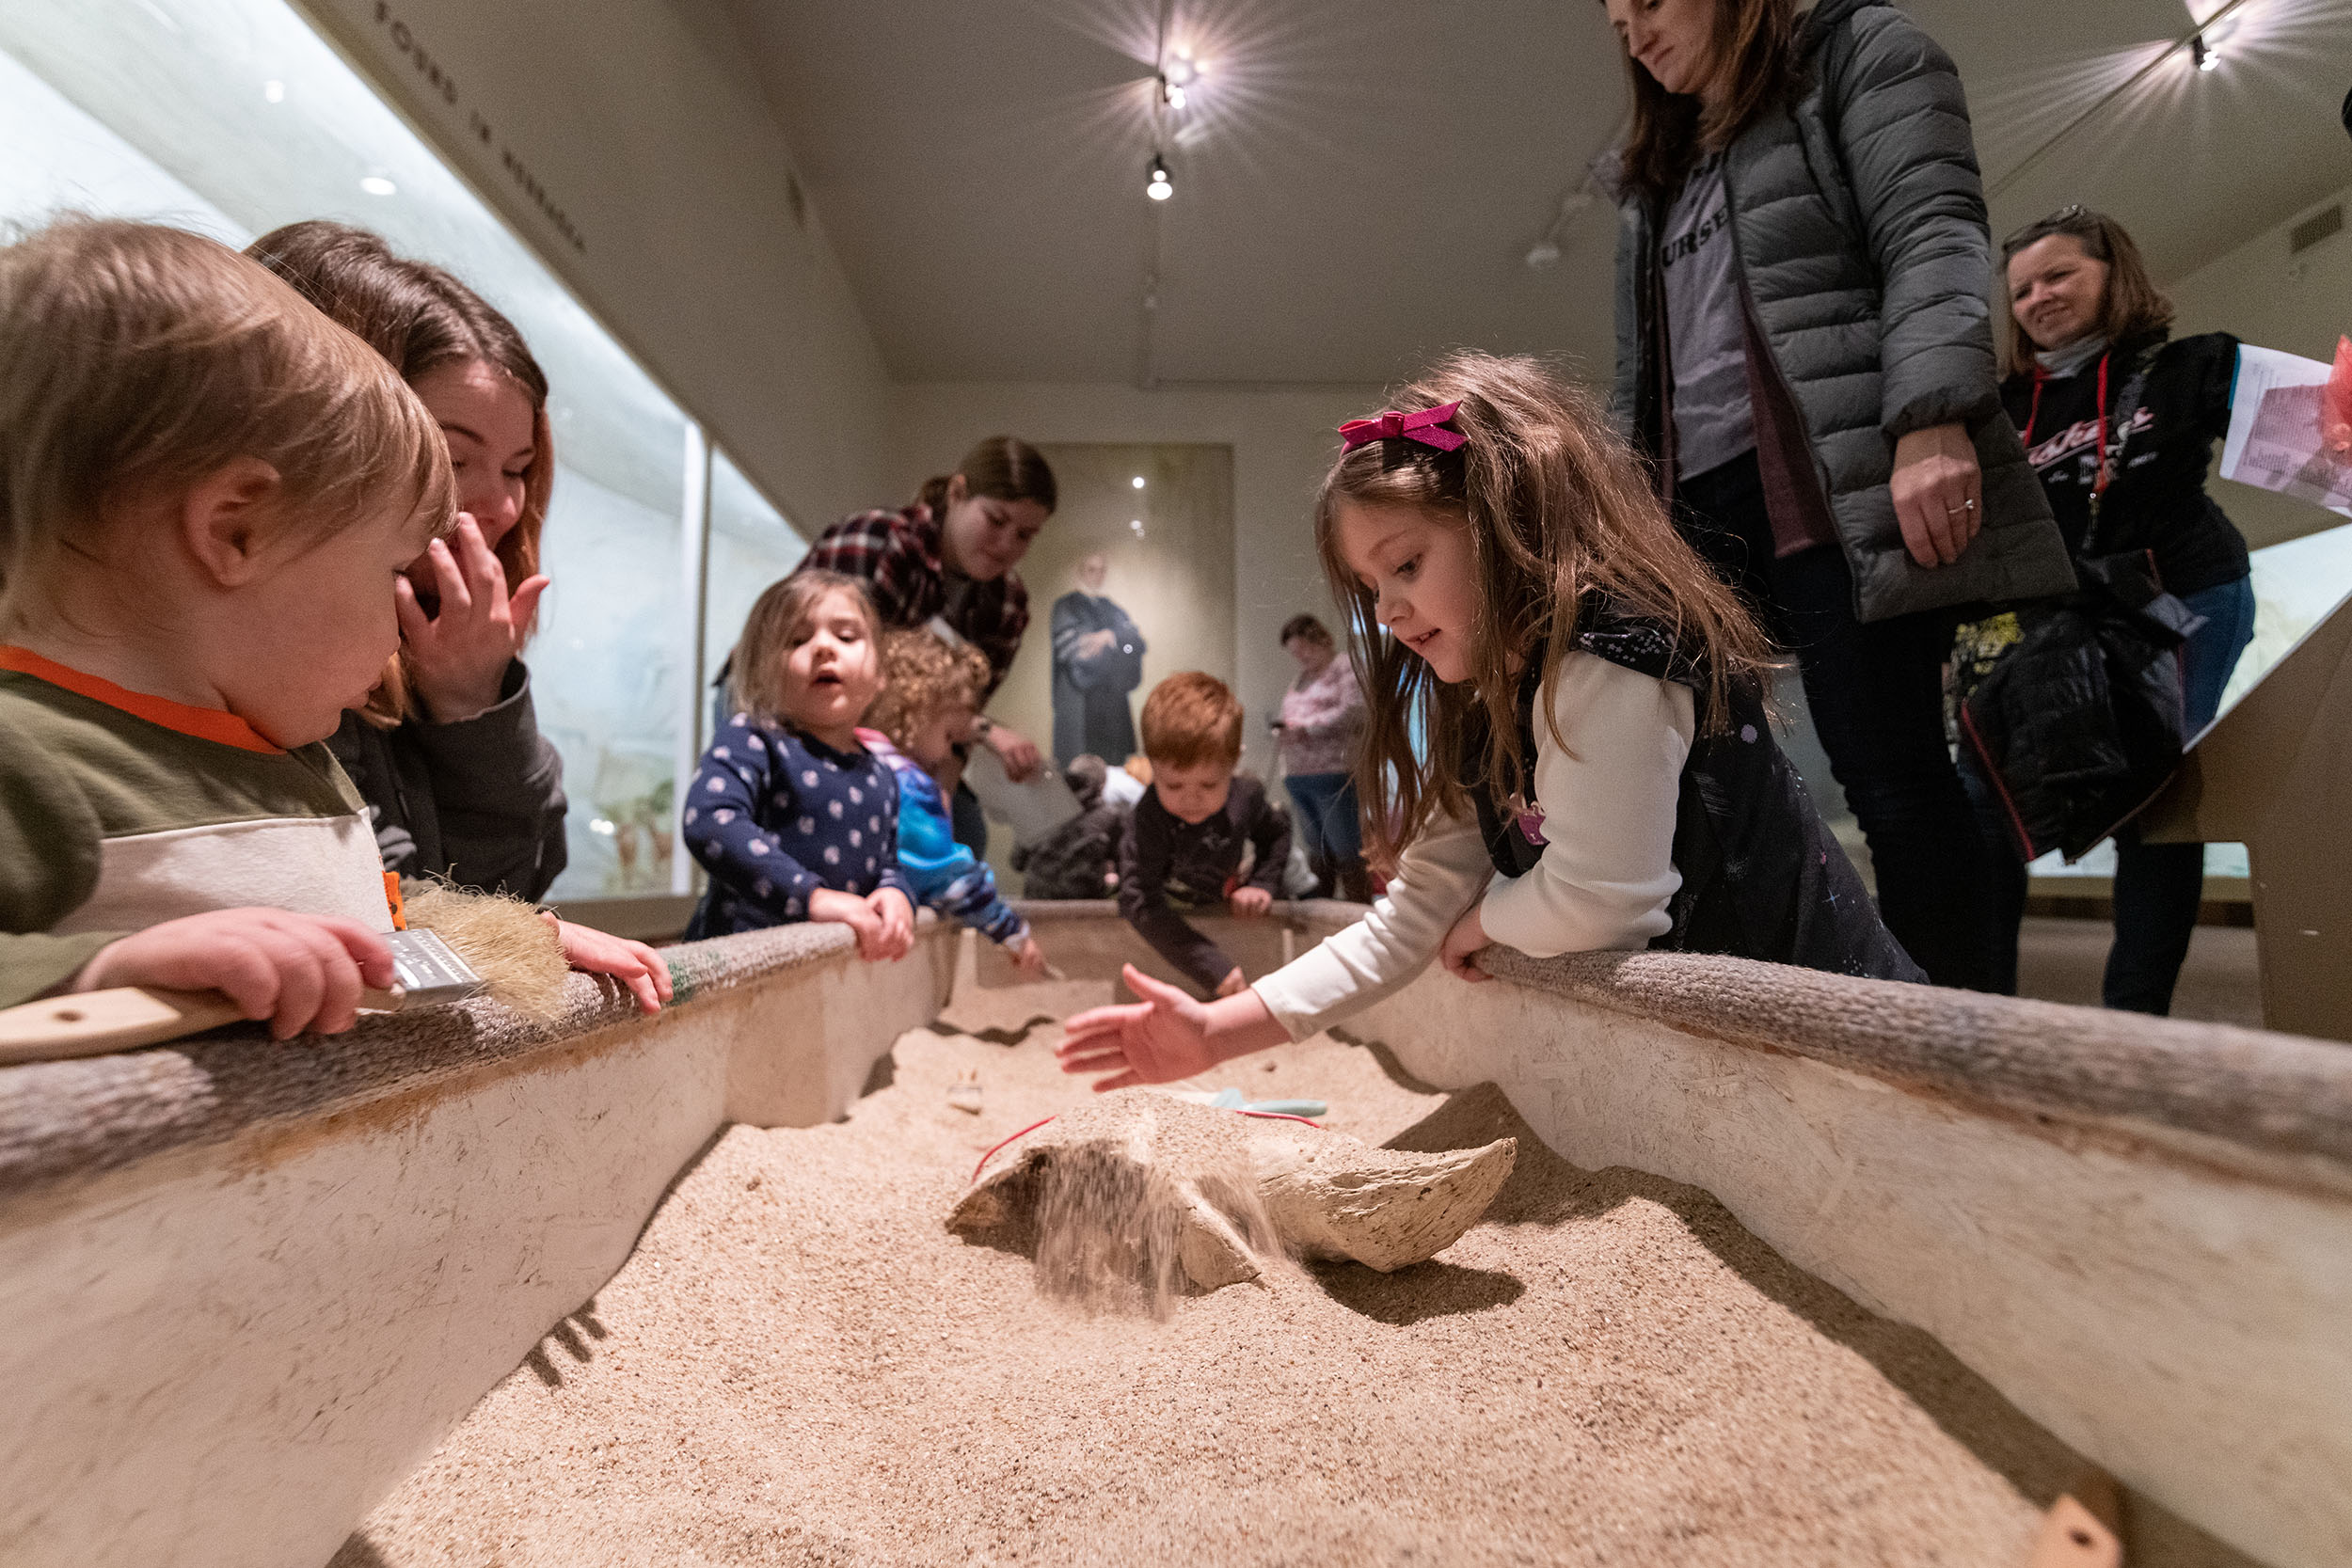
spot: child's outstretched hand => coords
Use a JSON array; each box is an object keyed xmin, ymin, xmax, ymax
[
  {"xmin": 1228, "ymin": 885, "xmax": 1273, "ymax": 918},
  {"xmin": 866, "ymin": 887, "xmax": 916, "ymax": 961},
  {"xmin": 1057, "ymin": 966, "xmax": 1222, "ymax": 1089},
  {"xmin": 1008, "ymin": 933, "xmax": 1050, "ymax": 979},
  {"xmin": 543, "ymin": 913, "xmax": 672, "ymax": 1014},
  {"xmin": 74, "ymin": 910, "xmax": 396, "ymax": 1039}
]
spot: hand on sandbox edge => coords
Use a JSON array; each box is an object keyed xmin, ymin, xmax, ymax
[
  {"xmin": 1057, "ymin": 964, "xmax": 1289, "ymax": 1091},
  {"xmin": 809, "ymin": 887, "xmax": 916, "ymax": 963},
  {"xmin": 74, "ymin": 909, "xmax": 397, "ymax": 1040},
  {"xmin": 545, "ymin": 913, "xmax": 673, "ymax": 1014},
  {"xmin": 1006, "ymin": 933, "xmax": 1050, "ymax": 979}
]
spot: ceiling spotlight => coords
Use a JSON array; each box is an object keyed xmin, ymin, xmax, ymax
[
  {"xmin": 2193, "ymin": 33, "xmax": 2220, "ymax": 71},
  {"xmin": 1165, "ymin": 54, "xmax": 1198, "ymax": 87},
  {"xmin": 1131, "ymin": 476, "xmax": 1147, "ymax": 489},
  {"xmin": 1525, "ymin": 238, "xmax": 1563, "ymax": 269},
  {"xmin": 1162, "ymin": 79, "xmax": 1187, "ymax": 110},
  {"xmin": 263, "ymin": 78, "xmax": 285, "ymax": 103},
  {"xmin": 359, "ymin": 173, "xmax": 398, "ymax": 197},
  {"xmin": 1146, "ymin": 154, "xmax": 1173, "ymax": 201}
]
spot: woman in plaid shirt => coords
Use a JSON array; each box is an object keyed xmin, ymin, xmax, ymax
[{"xmin": 794, "ymin": 436, "xmax": 1057, "ymax": 854}]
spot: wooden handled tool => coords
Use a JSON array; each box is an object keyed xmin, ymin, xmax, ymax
[
  {"xmin": 0, "ymin": 929, "xmax": 484, "ymax": 1068},
  {"xmin": 0, "ymin": 984, "xmax": 402, "ymax": 1066},
  {"xmin": 2027, "ymin": 1468, "xmax": 2124, "ymax": 1568}
]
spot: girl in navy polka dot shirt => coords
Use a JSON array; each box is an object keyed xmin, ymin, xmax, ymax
[{"xmin": 683, "ymin": 572, "xmax": 915, "ymax": 958}]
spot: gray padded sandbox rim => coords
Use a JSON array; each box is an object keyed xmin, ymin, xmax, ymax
[
  {"xmin": 0, "ymin": 920, "xmax": 930, "ymax": 1203},
  {"xmin": 1032, "ymin": 896, "xmax": 2352, "ymax": 1171},
  {"xmin": 1459, "ymin": 938, "xmax": 2352, "ymax": 1173},
  {"xmin": 6, "ymin": 902, "xmax": 2349, "ymax": 1204}
]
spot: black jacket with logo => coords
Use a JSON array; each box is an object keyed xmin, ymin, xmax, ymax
[{"xmin": 2000, "ymin": 329, "xmax": 2249, "ymax": 597}]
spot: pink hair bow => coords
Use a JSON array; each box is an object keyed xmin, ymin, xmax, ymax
[{"xmin": 1339, "ymin": 400, "xmax": 1466, "ymax": 452}]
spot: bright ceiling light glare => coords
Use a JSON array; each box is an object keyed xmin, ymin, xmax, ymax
[
  {"xmin": 1162, "ymin": 80, "xmax": 1187, "ymax": 110},
  {"xmin": 359, "ymin": 173, "xmax": 397, "ymax": 196},
  {"xmin": 1146, "ymin": 154, "xmax": 1173, "ymax": 201},
  {"xmin": 1131, "ymin": 476, "xmax": 1147, "ymax": 488},
  {"xmin": 2192, "ymin": 33, "xmax": 2219, "ymax": 70},
  {"xmin": 1164, "ymin": 54, "xmax": 1198, "ymax": 87},
  {"xmin": 262, "ymin": 78, "xmax": 285, "ymax": 103}
]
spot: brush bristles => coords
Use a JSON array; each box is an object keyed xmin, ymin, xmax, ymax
[{"xmin": 403, "ymin": 885, "xmax": 570, "ymax": 1021}]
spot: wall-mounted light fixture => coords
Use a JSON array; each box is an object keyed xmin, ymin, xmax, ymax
[
  {"xmin": 1146, "ymin": 154, "xmax": 1173, "ymax": 201},
  {"xmin": 2192, "ymin": 32, "xmax": 2221, "ymax": 70}
]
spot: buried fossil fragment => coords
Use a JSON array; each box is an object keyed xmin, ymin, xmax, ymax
[{"xmin": 945, "ymin": 1088, "xmax": 1515, "ymax": 1308}]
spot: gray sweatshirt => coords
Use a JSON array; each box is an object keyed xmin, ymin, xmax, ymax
[{"xmin": 328, "ymin": 657, "xmax": 568, "ymax": 900}]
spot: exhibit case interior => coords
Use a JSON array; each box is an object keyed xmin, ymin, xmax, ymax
[{"xmin": 0, "ymin": 0, "xmax": 807, "ymax": 903}]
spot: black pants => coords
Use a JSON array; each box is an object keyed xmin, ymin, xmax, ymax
[
  {"xmin": 1676, "ymin": 451, "xmax": 1994, "ymax": 990},
  {"xmin": 950, "ymin": 779, "xmax": 990, "ymax": 863}
]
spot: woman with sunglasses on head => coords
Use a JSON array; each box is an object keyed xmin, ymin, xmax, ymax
[
  {"xmin": 1600, "ymin": 0, "xmax": 2074, "ymax": 991},
  {"xmin": 1982, "ymin": 207, "xmax": 2253, "ymax": 1013}
]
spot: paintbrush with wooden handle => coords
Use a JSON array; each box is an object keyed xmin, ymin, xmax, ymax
[{"xmin": 0, "ymin": 925, "xmax": 501, "ymax": 1067}]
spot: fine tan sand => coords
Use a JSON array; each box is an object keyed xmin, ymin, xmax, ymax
[{"xmin": 336, "ymin": 1013, "xmax": 2256, "ymax": 1568}]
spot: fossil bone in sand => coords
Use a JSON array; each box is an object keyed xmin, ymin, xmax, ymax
[{"xmin": 946, "ymin": 1089, "xmax": 1515, "ymax": 1307}]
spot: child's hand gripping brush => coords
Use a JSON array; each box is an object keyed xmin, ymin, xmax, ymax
[{"xmin": 0, "ymin": 886, "xmax": 569, "ymax": 1067}]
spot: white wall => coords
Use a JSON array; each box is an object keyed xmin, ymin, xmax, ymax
[
  {"xmin": 292, "ymin": 0, "xmax": 894, "ymax": 532},
  {"xmin": 890, "ymin": 384, "xmax": 1383, "ymax": 784},
  {"xmin": 2169, "ymin": 181, "xmax": 2352, "ymax": 552}
]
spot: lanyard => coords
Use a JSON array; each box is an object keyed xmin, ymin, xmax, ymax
[{"xmin": 2026, "ymin": 350, "xmax": 2116, "ymax": 496}]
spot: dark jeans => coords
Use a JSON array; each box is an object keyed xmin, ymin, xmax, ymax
[
  {"xmin": 1676, "ymin": 451, "xmax": 1994, "ymax": 990},
  {"xmin": 1967, "ymin": 573, "xmax": 2256, "ymax": 1011},
  {"xmin": 1283, "ymin": 772, "xmax": 1363, "ymax": 862}
]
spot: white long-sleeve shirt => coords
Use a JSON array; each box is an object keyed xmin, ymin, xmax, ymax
[{"xmin": 1252, "ymin": 652, "xmax": 1694, "ymax": 1041}]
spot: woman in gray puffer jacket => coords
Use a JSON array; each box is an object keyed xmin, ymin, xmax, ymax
[{"xmin": 1603, "ymin": 0, "xmax": 2074, "ymax": 990}]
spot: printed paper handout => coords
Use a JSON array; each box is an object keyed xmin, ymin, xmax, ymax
[{"xmin": 2220, "ymin": 341, "xmax": 2352, "ymax": 519}]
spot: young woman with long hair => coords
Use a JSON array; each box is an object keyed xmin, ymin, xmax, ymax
[{"xmin": 248, "ymin": 220, "xmax": 565, "ymax": 901}]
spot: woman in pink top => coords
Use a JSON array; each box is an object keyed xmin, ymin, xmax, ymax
[{"xmin": 1273, "ymin": 614, "xmax": 1372, "ymax": 902}]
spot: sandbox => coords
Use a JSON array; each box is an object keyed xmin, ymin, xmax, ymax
[{"xmin": 4, "ymin": 904, "xmax": 2348, "ymax": 1566}]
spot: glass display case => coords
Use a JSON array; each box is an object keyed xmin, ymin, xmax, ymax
[{"xmin": 0, "ymin": 0, "xmax": 804, "ymax": 904}]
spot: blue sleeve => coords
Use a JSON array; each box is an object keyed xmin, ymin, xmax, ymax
[
  {"xmin": 681, "ymin": 720, "xmax": 820, "ymax": 921},
  {"xmin": 871, "ymin": 766, "xmax": 914, "ymax": 909},
  {"xmin": 891, "ymin": 763, "xmax": 1026, "ymax": 943}
]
